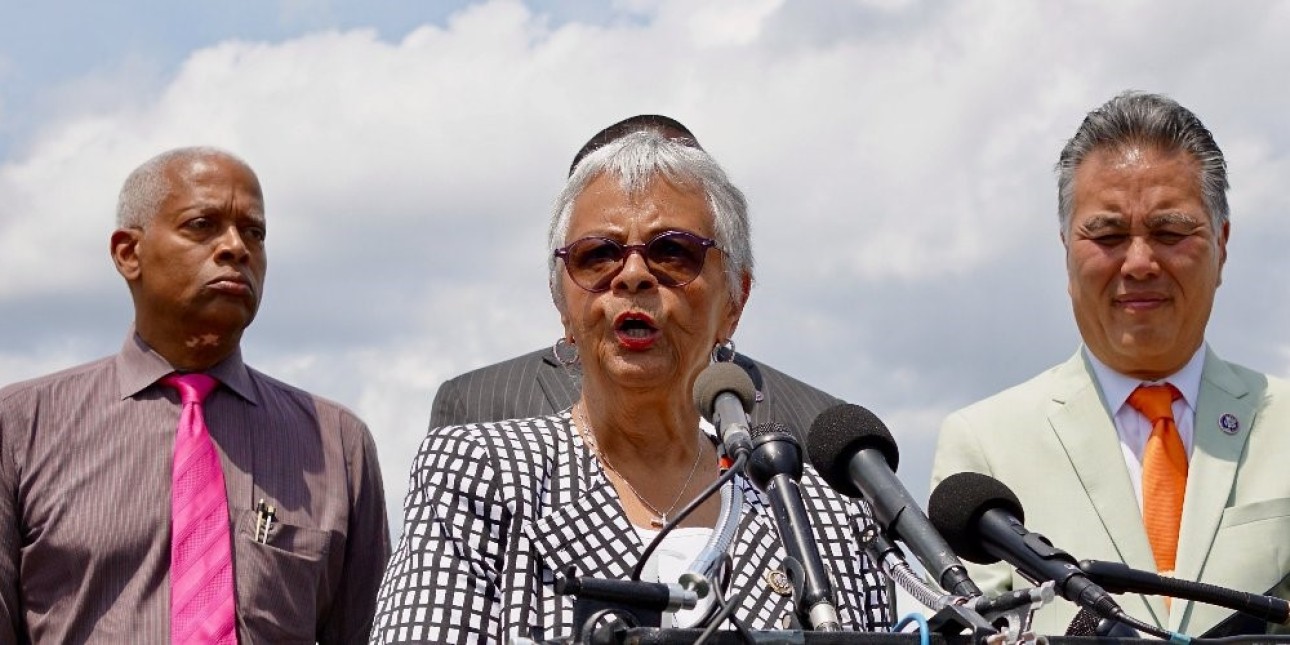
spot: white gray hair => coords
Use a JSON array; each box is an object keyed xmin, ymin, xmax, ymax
[
  {"xmin": 1056, "ymin": 91, "xmax": 1229, "ymax": 234},
  {"xmin": 116, "ymin": 146, "xmax": 254, "ymax": 228},
  {"xmin": 547, "ymin": 130, "xmax": 753, "ymax": 308}
]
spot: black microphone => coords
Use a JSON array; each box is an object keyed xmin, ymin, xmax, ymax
[
  {"xmin": 1080, "ymin": 559, "xmax": 1290, "ymax": 627},
  {"xmin": 1064, "ymin": 607, "xmax": 1140, "ymax": 638},
  {"xmin": 927, "ymin": 472, "xmax": 1123, "ymax": 622},
  {"xmin": 693, "ymin": 362, "xmax": 756, "ymax": 460},
  {"xmin": 555, "ymin": 573, "xmax": 695, "ymax": 612},
  {"xmin": 746, "ymin": 422, "xmax": 841, "ymax": 631},
  {"xmin": 807, "ymin": 404, "xmax": 981, "ymax": 597}
]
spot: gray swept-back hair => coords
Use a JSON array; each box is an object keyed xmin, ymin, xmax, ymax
[
  {"xmin": 547, "ymin": 129, "xmax": 753, "ymax": 308},
  {"xmin": 116, "ymin": 146, "xmax": 255, "ymax": 228},
  {"xmin": 1056, "ymin": 91, "xmax": 1229, "ymax": 234}
]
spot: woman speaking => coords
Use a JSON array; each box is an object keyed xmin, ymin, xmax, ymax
[{"xmin": 372, "ymin": 121, "xmax": 890, "ymax": 643}]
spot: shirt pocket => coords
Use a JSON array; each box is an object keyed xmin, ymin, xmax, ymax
[{"xmin": 232, "ymin": 508, "xmax": 332, "ymax": 644}]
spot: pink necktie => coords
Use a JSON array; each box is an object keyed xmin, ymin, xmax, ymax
[{"xmin": 162, "ymin": 373, "xmax": 238, "ymax": 644}]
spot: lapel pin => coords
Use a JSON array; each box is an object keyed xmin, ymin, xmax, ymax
[
  {"xmin": 763, "ymin": 568, "xmax": 793, "ymax": 596},
  {"xmin": 1218, "ymin": 413, "xmax": 1240, "ymax": 435}
]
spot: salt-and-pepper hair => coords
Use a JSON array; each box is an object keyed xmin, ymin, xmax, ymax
[
  {"xmin": 1056, "ymin": 91, "xmax": 1230, "ymax": 234},
  {"xmin": 116, "ymin": 146, "xmax": 255, "ymax": 228},
  {"xmin": 547, "ymin": 129, "xmax": 753, "ymax": 308}
]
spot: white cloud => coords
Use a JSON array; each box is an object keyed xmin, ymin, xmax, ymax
[{"xmin": 3, "ymin": 0, "xmax": 1290, "ymax": 533}]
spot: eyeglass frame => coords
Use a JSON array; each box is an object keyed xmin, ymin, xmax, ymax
[{"xmin": 552, "ymin": 229, "xmax": 722, "ymax": 293}]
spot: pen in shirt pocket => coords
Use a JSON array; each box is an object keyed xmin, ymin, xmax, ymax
[{"xmin": 254, "ymin": 498, "xmax": 277, "ymax": 544}]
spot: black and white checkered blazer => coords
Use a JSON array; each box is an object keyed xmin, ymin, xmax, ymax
[{"xmin": 371, "ymin": 410, "xmax": 891, "ymax": 644}]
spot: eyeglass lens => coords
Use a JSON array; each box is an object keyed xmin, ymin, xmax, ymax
[{"xmin": 560, "ymin": 230, "xmax": 714, "ymax": 292}]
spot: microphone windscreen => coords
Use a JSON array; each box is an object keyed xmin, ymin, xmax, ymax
[
  {"xmin": 805, "ymin": 404, "xmax": 900, "ymax": 498},
  {"xmin": 692, "ymin": 362, "xmax": 756, "ymax": 420},
  {"xmin": 927, "ymin": 471, "xmax": 1025, "ymax": 565}
]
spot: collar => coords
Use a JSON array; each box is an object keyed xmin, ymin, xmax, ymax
[
  {"xmin": 114, "ymin": 328, "xmax": 258, "ymax": 404},
  {"xmin": 1084, "ymin": 344, "xmax": 1206, "ymax": 416}
]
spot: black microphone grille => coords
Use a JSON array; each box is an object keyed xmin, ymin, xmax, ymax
[
  {"xmin": 804, "ymin": 403, "xmax": 899, "ymax": 498},
  {"xmin": 1064, "ymin": 608, "xmax": 1100, "ymax": 637},
  {"xmin": 692, "ymin": 362, "xmax": 756, "ymax": 420},
  {"xmin": 746, "ymin": 422, "xmax": 803, "ymax": 488},
  {"xmin": 750, "ymin": 421, "xmax": 794, "ymax": 440},
  {"xmin": 926, "ymin": 471, "xmax": 1024, "ymax": 565}
]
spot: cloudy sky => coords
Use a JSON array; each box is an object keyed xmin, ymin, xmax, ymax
[{"xmin": 3, "ymin": 0, "xmax": 1289, "ymax": 568}]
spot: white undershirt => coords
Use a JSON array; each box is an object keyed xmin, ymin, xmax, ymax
[
  {"xmin": 1084, "ymin": 345, "xmax": 1205, "ymax": 510},
  {"xmin": 634, "ymin": 526, "xmax": 716, "ymax": 627}
]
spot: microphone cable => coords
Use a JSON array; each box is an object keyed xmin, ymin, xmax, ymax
[
  {"xmin": 893, "ymin": 613, "xmax": 932, "ymax": 645},
  {"xmin": 1112, "ymin": 611, "xmax": 1192, "ymax": 643},
  {"xmin": 631, "ymin": 453, "xmax": 756, "ymax": 639},
  {"xmin": 631, "ymin": 452, "xmax": 746, "ymax": 581}
]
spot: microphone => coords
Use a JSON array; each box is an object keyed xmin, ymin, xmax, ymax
[
  {"xmin": 807, "ymin": 404, "xmax": 981, "ymax": 597},
  {"xmin": 1079, "ymin": 559, "xmax": 1290, "ymax": 627},
  {"xmin": 927, "ymin": 472, "xmax": 1123, "ymax": 622},
  {"xmin": 555, "ymin": 574, "xmax": 696, "ymax": 613},
  {"xmin": 693, "ymin": 362, "xmax": 757, "ymax": 460},
  {"xmin": 1064, "ymin": 607, "xmax": 1141, "ymax": 638},
  {"xmin": 746, "ymin": 422, "xmax": 841, "ymax": 631}
]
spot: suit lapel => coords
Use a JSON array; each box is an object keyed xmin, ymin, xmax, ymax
[
  {"xmin": 537, "ymin": 352, "xmax": 581, "ymax": 414},
  {"xmin": 1171, "ymin": 350, "xmax": 1255, "ymax": 631},
  {"xmin": 1047, "ymin": 352, "xmax": 1166, "ymax": 625}
]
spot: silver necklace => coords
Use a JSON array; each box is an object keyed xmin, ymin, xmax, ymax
[{"xmin": 575, "ymin": 405, "xmax": 705, "ymax": 528}]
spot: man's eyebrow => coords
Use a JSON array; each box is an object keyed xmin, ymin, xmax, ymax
[
  {"xmin": 1078, "ymin": 214, "xmax": 1126, "ymax": 231},
  {"xmin": 1145, "ymin": 211, "xmax": 1204, "ymax": 227}
]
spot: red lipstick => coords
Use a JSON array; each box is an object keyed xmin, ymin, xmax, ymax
[{"xmin": 614, "ymin": 311, "xmax": 660, "ymax": 351}]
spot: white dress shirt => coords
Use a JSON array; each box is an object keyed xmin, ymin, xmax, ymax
[{"xmin": 1085, "ymin": 344, "xmax": 1206, "ymax": 509}]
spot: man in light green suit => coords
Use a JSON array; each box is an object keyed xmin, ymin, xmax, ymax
[{"xmin": 931, "ymin": 91, "xmax": 1290, "ymax": 638}]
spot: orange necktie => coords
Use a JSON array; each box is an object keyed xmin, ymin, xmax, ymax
[{"xmin": 1128, "ymin": 384, "xmax": 1186, "ymax": 575}]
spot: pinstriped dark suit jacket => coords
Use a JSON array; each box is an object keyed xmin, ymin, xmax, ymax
[{"xmin": 429, "ymin": 347, "xmax": 841, "ymax": 439}]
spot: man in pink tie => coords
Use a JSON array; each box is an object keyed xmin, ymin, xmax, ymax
[
  {"xmin": 930, "ymin": 92, "xmax": 1290, "ymax": 638},
  {"xmin": 0, "ymin": 147, "xmax": 390, "ymax": 643}
]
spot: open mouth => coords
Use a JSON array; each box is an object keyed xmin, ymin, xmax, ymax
[
  {"xmin": 617, "ymin": 316, "xmax": 656, "ymax": 338},
  {"xmin": 614, "ymin": 312, "xmax": 659, "ymax": 348}
]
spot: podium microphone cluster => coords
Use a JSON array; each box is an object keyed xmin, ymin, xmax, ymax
[{"xmin": 807, "ymin": 404, "xmax": 982, "ymax": 598}]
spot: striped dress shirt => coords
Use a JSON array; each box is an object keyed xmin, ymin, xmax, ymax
[{"xmin": 0, "ymin": 332, "xmax": 390, "ymax": 644}]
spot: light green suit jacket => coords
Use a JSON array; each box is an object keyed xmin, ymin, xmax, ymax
[{"xmin": 930, "ymin": 347, "xmax": 1290, "ymax": 637}]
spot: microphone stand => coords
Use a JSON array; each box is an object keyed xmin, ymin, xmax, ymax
[
  {"xmin": 860, "ymin": 528, "xmax": 1069, "ymax": 644},
  {"xmin": 554, "ymin": 569, "xmax": 697, "ymax": 644},
  {"xmin": 859, "ymin": 528, "xmax": 1052, "ymax": 644}
]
